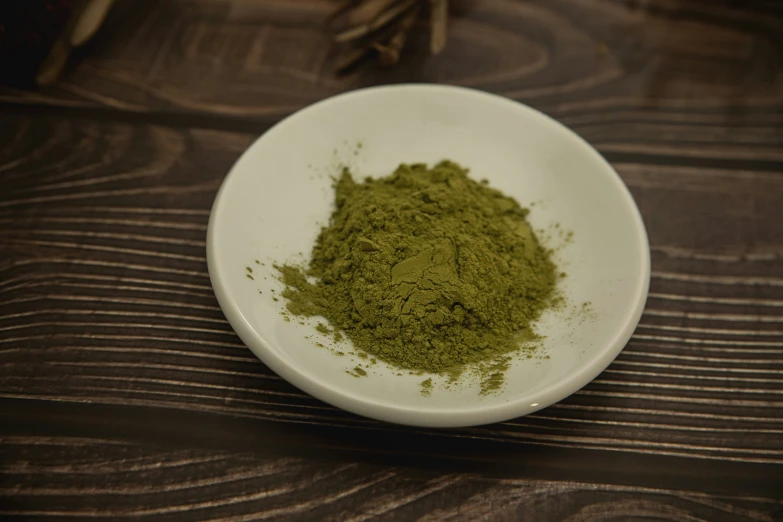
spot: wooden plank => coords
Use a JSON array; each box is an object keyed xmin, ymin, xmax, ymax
[
  {"xmin": 1, "ymin": 434, "xmax": 779, "ymax": 520},
  {"xmin": 0, "ymin": 115, "xmax": 781, "ymax": 514}
]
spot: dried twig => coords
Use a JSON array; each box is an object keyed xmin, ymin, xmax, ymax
[
  {"xmin": 346, "ymin": 0, "xmax": 400, "ymax": 25},
  {"xmin": 429, "ymin": 0, "xmax": 448, "ymax": 55},
  {"xmin": 373, "ymin": 5, "xmax": 420, "ymax": 67},
  {"xmin": 330, "ymin": 0, "xmax": 450, "ymax": 71},
  {"xmin": 71, "ymin": 0, "xmax": 115, "ymax": 46},
  {"xmin": 334, "ymin": 0, "xmax": 418, "ymax": 43},
  {"xmin": 335, "ymin": 5, "xmax": 414, "ymax": 74},
  {"xmin": 335, "ymin": 46, "xmax": 375, "ymax": 74},
  {"xmin": 37, "ymin": 0, "xmax": 117, "ymax": 85},
  {"xmin": 327, "ymin": 0, "xmax": 363, "ymax": 26}
]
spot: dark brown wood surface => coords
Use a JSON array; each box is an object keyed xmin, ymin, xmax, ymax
[{"xmin": 1, "ymin": 0, "xmax": 782, "ymax": 519}]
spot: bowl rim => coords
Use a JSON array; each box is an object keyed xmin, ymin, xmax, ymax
[{"xmin": 207, "ymin": 84, "xmax": 651, "ymax": 427}]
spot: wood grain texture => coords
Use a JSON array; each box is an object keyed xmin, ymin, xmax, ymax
[
  {"xmin": 1, "ymin": 437, "xmax": 781, "ymax": 521},
  {"xmin": 2, "ymin": 437, "xmax": 780, "ymax": 521},
  {"xmin": 1, "ymin": 0, "xmax": 782, "ymax": 519}
]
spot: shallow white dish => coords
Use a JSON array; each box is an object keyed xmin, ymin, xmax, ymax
[{"xmin": 207, "ymin": 84, "xmax": 650, "ymax": 428}]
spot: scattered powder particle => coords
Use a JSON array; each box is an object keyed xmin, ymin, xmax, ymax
[
  {"xmin": 577, "ymin": 301, "xmax": 597, "ymax": 325},
  {"xmin": 346, "ymin": 366, "xmax": 367, "ymax": 378},
  {"xmin": 478, "ymin": 356, "xmax": 511, "ymax": 395},
  {"xmin": 421, "ymin": 378, "xmax": 433, "ymax": 396},
  {"xmin": 334, "ymin": 331, "xmax": 344, "ymax": 342},
  {"xmin": 246, "ymin": 274, "xmax": 254, "ymax": 281},
  {"xmin": 315, "ymin": 323, "xmax": 331, "ymax": 335},
  {"xmin": 246, "ymin": 266, "xmax": 253, "ymax": 273}
]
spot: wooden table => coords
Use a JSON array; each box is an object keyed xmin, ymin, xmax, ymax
[{"xmin": 1, "ymin": 0, "xmax": 781, "ymax": 519}]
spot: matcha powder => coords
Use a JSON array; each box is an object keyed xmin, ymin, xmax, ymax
[{"xmin": 276, "ymin": 161, "xmax": 558, "ymax": 392}]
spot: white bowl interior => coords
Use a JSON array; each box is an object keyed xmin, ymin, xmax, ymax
[{"xmin": 208, "ymin": 85, "xmax": 649, "ymax": 427}]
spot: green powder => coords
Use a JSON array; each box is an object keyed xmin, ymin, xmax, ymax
[{"xmin": 277, "ymin": 161, "xmax": 557, "ymax": 390}]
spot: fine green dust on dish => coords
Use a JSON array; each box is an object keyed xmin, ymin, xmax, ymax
[
  {"xmin": 577, "ymin": 301, "xmax": 597, "ymax": 325},
  {"xmin": 346, "ymin": 366, "xmax": 367, "ymax": 378},
  {"xmin": 478, "ymin": 356, "xmax": 512, "ymax": 395}
]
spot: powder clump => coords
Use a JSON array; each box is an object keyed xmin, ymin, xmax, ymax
[
  {"xmin": 421, "ymin": 378, "xmax": 433, "ymax": 396},
  {"xmin": 277, "ymin": 161, "xmax": 557, "ymax": 389}
]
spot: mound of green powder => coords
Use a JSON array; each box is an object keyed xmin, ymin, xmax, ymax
[{"xmin": 277, "ymin": 161, "xmax": 557, "ymax": 391}]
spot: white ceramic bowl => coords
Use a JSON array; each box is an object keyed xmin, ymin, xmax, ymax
[{"xmin": 207, "ymin": 85, "xmax": 650, "ymax": 428}]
